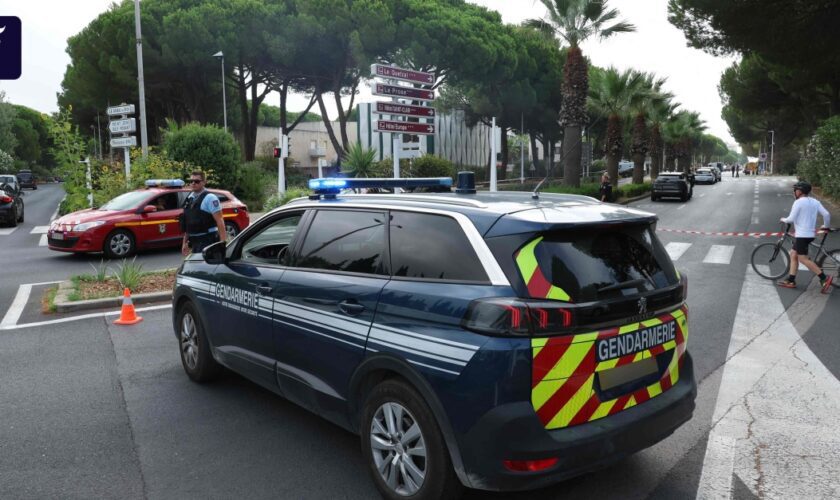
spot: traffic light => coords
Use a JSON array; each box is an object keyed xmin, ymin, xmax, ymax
[{"xmin": 273, "ymin": 147, "xmax": 282, "ymax": 159}]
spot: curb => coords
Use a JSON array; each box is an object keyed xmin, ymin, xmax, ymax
[
  {"xmin": 619, "ymin": 192, "xmax": 652, "ymax": 205},
  {"xmin": 53, "ymin": 280, "xmax": 171, "ymax": 313}
]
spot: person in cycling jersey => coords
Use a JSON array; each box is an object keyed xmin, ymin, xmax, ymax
[{"xmin": 778, "ymin": 181, "xmax": 833, "ymax": 292}]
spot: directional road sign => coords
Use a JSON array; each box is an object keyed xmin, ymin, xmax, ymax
[
  {"xmin": 373, "ymin": 84, "xmax": 435, "ymax": 102},
  {"xmin": 110, "ymin": 136, "xmax": 137, "ymax": 148},
  {"xmin": 109, "ymin": 118, "xmax": 136, "ymax": 134},
  {"xmin": 375, "ymin": 120, "xmax": 435, "ymax": 135},
  {"xmin": 371, "ymin": 64, "xmax": 435, "ymax": 86},
  {"xmin": 107, "ymin": 104, "xmax": 135, "ymax": 116},
  {"xmin": 373, "ymin": 102, "xmax": 435, "ymax": 119}
]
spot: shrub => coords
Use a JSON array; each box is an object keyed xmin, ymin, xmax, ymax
[
  {"xmin": 542, "ymin": 183, "xmax": 601, "ymax": 198},
  {"xmin": 0, "ymin": 149, "xmax": 13, "ymax": 173},
  {"xmin": 114, "ymin": 257, "xmax": 144, "ymax": 291},
  {"xmin": 411, "ymin": 155, "xmax": 454, "ymax": 178},
  {"xmin": 343, "ymin": 143, "xmax": 378, "ymax": 178},
  {"xmin": 163, "ymin": 123, "xmax": 240, "ymax": 189},
  {"xmin": 264, "ymin": 188, "xmax": 311, "ymax": 211},
  {"xmin": 236, "ymin": 161, "xmax": 270, "ymax": 211},
  {"xmin": 617, "ymin": 182, "xmax": 652, "ymax": 198},
  {"xmin": 798, "ymin": 116, "xmax": 840, "ymax": 200}
]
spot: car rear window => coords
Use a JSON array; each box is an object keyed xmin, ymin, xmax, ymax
[
  {"xmin": 389, "ymin": 211, "xmax": 488, "ymax": 282},
  {"xmin": 524, "ymin": 224, "xmax": 677, "ymax": 302}
]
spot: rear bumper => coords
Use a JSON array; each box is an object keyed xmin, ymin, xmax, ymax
[{"xmin": 458, "ymin": 353, "xmax": 696, "ymax": 491}]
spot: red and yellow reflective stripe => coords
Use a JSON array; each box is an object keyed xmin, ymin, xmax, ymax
[
  {"xmin": 114, "ymin": 219, "xmax": 179, "ymax": 227},
  {"xmin": 514, "ymin": 236, "xmax": 570, "ymax": 301},
  {"xmin": 531, "ymin": 306, "xmax": 688, "ymax": 430}
]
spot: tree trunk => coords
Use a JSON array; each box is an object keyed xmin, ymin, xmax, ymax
[
  {"xmin": 630, "ymin": 113, "xmax": 647, "ymax": 184},
  {"xmin": 317, "ymin": 94, "xmax": 344, "ymax": 158},
  {"xmin": 649, "ymin": 124, "xmax": 662, "ymax": 180},
  {"xmin": 605, "ymin": 114, "xmax": 622, "ymax": 187},
  {"xmin": 560, "ymin": 46, "xmax": 589, "ymax": 187},
  {"xmin": 543, "ymin": 138, "xmax": 554, "ymax": 178},
  {"xmin": 235, "ymin": 72, "xmax": 251, "ymax": 160},
  {"xmin": 530, "ymin": 133, "xmax": 539, "ymax": 175}
]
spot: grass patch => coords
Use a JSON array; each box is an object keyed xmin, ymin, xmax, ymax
[
  {"xmin": 41, "ymin": 286, "xmax": 58, "ymax": 314},
  {"xmin": 67, "ymin": 268, "xmax": 177, "ymax": 301}
]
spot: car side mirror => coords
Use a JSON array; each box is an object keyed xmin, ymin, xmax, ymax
[
  {"xmin": 142, "ymin": 205, "xmax": 157, "ymax": 213},
  {"xmin": 202, "ymin": 241, "xmax": 227, "ymax": 265}
]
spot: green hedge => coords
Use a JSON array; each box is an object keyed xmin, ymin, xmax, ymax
[
  {"xmin": 798, "ymin": 116, "xmax": 840, "ymax": 200},
  {"xmin": 164, "ymin": 123, "xmax": 240, "ymax": 188}
]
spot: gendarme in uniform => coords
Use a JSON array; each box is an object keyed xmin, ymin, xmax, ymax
[{"xmin": 181, "ymin": 174, "xmax": 225, "ymax": 254}]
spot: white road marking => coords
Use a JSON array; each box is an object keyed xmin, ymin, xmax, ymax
[
  {"xmin": 726, "ymin": 192, "xmax": 734, "ymax": 196},
  {"xmin": 30, "ymin": 225, "xmax": 49, "ymax": 234},
  {"xmin": 703, "ymin": 245, "xmax": 735, "ymax": 265},
  {"xmin": 0, "ymin": 227, "xmax": 18, "ymax": 236},
  {"xmin": 665, "ymin": 242, "xmax": 693, "ymax": 261},
  {"xmin": 0, "ymin": 304, "xmax": 172, "ymax": 330},
  {"xmin": 696, "ymin": 267, "xmax": 840, "ymax": 499},
  {"xmin": 699, "ymin": 193, "xmax": 706, "ymax": 198},
  {"xmin": 678, "ymin": 204, "xmax": 687, "ymax": 210},
  {"xmin": 39, "ymin": 234, "xmax": 47, "ymax": 246},
  {"xmin": 50, "ymin": 197, "xmax": 64, "ymax": 222},
  {"xmin": 751, "ymin": 217, "xmax": 760, "ymax": 224},
  {"xmin": 0, "ymin": 284, "xmax": 32, "ymax": 328}
]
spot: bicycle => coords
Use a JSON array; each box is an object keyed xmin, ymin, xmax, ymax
[{"xmin": 750, "ymin": 223, "xmax": 839, "ymax": 288}]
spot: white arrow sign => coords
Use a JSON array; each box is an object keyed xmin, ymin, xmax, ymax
[
  {"xmin": 109, "ymin": 118, "xmax": 136, "ymax": 134},
  {"xmin": 107, "ymin": 104, "xmax": 135, "ymax": 116},
  {"xmin": 110, "ymin": 136, "xmax": 137, "ymax": 148}
]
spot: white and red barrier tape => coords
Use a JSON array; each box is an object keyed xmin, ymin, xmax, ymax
[{"xmin": 657, "ymin": 228, "xmax": 834, "ymax": 238}]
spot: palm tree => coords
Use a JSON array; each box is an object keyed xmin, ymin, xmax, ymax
[
  {"xmin": 664, "ymin": 111, "xmax": 705, "ymax": 174},
  {"xmin": 588, "ymin": 67, "xmax": 648, "ymax": 186},
  {"xmin": 527, "ymin": 0, "xmax": 635, "ymax": 187},
  {"xmin": 342, "ymin": 143, "xmax": 378, "ymax": 178},
  {"xmin": 647, "ymin": 99, "xmax": 678, "ymax": 180},
  {"xmin": 629, "ymin": 75, "xmax": 671, "ymax": 184}
]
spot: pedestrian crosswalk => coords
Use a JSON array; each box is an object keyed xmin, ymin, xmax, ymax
[{"xmin": 665, "ymin": 241, "xmax": 738, "ymax": 266}]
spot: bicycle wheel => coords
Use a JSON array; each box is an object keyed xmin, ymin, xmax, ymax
[
  {"xmin": 817, "ymin": 249, "xmax": 840, "ymax": 288},
  {"xmin": 751, "ymin": 242, "xmax": 790, "ymax": 280}
]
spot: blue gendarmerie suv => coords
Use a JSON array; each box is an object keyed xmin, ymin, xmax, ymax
[{"xmin": 172, "ymin": 174, "xmax": 696, "ymax": 499}]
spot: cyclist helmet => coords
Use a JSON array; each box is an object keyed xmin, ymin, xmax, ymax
[{"xmin": 793, "ymin": 181, "xmax": 812, "ymax": 194}]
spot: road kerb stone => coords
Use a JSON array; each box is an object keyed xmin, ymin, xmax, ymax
[{"xmin": 54, "ymin": 280, "xmax": 171, "ymax": 314}]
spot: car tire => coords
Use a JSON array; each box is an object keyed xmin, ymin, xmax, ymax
[
  {"xmin": 361, "ymin": 379, "xmax": 463, "ymax": 500},
  {"xmin": 103, "ymin": 229, "xmax": 136, "ymax": 259},
  {"xmin": 17, "ymin": 205, "xmax": 23, "ymax": 223},
  {"xmin": 176, "ymin": 301, "xmax": 222, "ymax": 383},
  {"xmin": 224, "ymin": 220, "xmax": 239, "ymax": 240},
  {"xmin": 651, "ymin": 194, "xmax": 658, "ymax": 202},
  {"xmin": 8, "ymin": 207, "xmax": 17, "ymax": 227}
]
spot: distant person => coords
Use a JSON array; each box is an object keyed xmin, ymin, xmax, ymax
[
  {"xmin": 777, "ymin": 181, "xmax": 833, "ymax": 292},
  {"xmin": 731, "ymin": 165, "xmax": 736, "ymax": 177},
  {"xmin": 599, "ymin": 172, "xmax": 613, "ymax": 202}
]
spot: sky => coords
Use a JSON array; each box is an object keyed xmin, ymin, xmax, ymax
[{"xmin": 0, "ymin": 0, "xmax": 738, "ymax": 146}]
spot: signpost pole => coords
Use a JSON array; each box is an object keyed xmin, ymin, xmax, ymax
[
  {"xmin": 520, "ymin": 113, "xmax": 525, "ymax": 183},
  {"xmin": 124, "ymin": 147, "xmax": 131, "ymax": 183},
  {"xmin": 769, "ymin": 129, "xmax": 775, "ymax": 175},
  {"xmin": 277, "ymin": 113, "xmax": 285, "ymax": 195},
  {"xmin": 490, "ymin": 117, "xmax": 497, "ymax": 192},
  {"xmin": 82, "ymin": 157, "xmax": 93, "ymax": 208},
  {"xmin": 133, "ymin": 0, "xmax": 149, "ymax": 158}
]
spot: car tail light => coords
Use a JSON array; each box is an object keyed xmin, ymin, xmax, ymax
[
  {"xmin": 0, "ymin": 195, "xmax": 12, "ymax": 203},
  {"xmin": 462, "ymin": 298, "xmax": 575, "ymax": 337},
  {"xmin": 503, "ymin": 458, "xmax": 558, "ymax": 472}
]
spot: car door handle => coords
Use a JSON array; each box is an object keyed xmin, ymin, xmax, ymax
[
  {"xmin": 338, "ymin": 300, "xmax": 365, "ymax": 316},
  {"xmin": 256, "ymin": 284, "xmax": 273, "ymax": 295}
]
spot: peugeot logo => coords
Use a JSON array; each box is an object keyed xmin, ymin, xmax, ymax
[{"xmin": 637, "ymin": 296, "xmax": 648, "ymax": 315}]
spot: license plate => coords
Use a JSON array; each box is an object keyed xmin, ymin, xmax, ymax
[
  {"xmin": 52, "ymin": 232, "xmax": 64, "ymax": 240},
  {"xmin": 595, "ymin": 319, "xmax": 677, "ymax": 362}
]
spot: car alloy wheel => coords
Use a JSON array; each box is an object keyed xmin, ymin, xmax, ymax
[
  {"xmin": 104, "ymin": 229, "xmax": 136, "ymax": 258},
  {"xmin": 225, "ymin": 221, "xmax": 239, "ymax": 240},
  {"xmin": 180, "ymin": 311, "xmax": 199, "ymax": 371},
  {"xmin": 370, "ymin": 402, "xmax": 427, "ymax": 496}
]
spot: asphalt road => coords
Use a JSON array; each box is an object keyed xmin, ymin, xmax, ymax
[{"xmin": 1, "ymin": 176, "xmax": 838, "ymax": 499}]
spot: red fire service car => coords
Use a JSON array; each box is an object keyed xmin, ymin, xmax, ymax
[{"xmin": 48, "ymin": 180, "xmax": 250, "ymax": 258}]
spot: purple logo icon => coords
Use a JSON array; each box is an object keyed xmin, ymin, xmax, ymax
[{"xmin": 0, "ymin": 17, "xmax": 22, "ymax": 80}]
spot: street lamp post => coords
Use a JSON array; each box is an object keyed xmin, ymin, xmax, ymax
[
  {"xmin": 213, "ymin": 51, "xmax": 227, "ymax": 133},
  {"xmin": 133, "ymin": 0, "xmax": 149, "ymax": 158},
  {"xmin": 769, "ymin": 130, "xmax": 775, "ymax": 175}
]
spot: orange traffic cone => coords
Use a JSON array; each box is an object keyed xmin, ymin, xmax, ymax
[{"xmin": 114, "ymin": 288, "xmax": 143, "ymax": 325}]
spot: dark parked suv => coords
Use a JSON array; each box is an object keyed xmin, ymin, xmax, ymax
[
  {"xmin": 652, "ymin": 172, "xmax": 693, "ymax": 202},
  {"xmin": 17, "ymin": 170, "xmax": 37, "ymax": 190},
  {"xmin": 172, "ymin": 175, "xmax": 696, "ymax": 498}
]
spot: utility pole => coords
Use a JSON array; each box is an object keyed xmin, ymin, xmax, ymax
[
  {"xmin": 520, "ymin": 113, "xmax": 525, "ymax": 183},
  {"xmin": 769, "ymin": 130, "xmax": 775, "ymax": 175},
  {"xmin": 490, "ymin": 117, "xmax": 497, "ymax": 192},
  {"xmin": 134, "ymin": 0, "xmax": 149, "ymax": 158}
]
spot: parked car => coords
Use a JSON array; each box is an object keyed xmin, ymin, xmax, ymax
[
  {"xmin": 652, "ymin": 172, "xmax": 693, "ymax": 202},
  {"xmin": 0, "ymin": 174, "xmax": 21, "ymax": 194},
  {"xmin": 16, "ymin": 170, "xmax": 37, "ymax": 190},
  {"xmin": 694, "ymin": 168, "xmax": 716, "ymax": 184},
  {"xmin": 47, "ymin": 179, "xmax": 250, "ymax": 258},
  {"xmin": 173, "ymin": 175, "xmax": 695, "ymax": 497},
  {"xmin": 0, "ymin": 178, "xmax": 24, "ymax": 227},
  {"xmin": 618, "ymin": 160, "xmax": 634, "ymax": 178}
]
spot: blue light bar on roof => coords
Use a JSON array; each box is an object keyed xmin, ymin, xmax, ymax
[
  {"xmin": 308, "ymin": 177, "xmax": 452, "ymax": 193},
  {"xmin": 145, "ymin": 179, "xmax": 185, "ymax": 188}
]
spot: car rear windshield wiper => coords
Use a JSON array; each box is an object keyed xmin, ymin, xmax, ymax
[{"xmin": 597, "ymin": 278, "xmax": 649, "ymax": 294}]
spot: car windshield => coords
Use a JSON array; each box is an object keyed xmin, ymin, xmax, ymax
[{"xmin": 99, "ymin": 191, "xmax": 152, "ymax": 210}]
